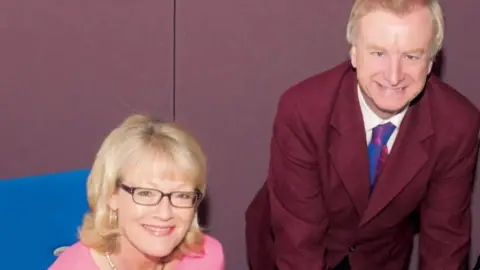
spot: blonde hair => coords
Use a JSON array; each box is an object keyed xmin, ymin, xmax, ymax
[
  {"xmin": 78, "ymin": 114, "xmax": 207, "ymax": 259},
  {"xmin": 346, "ymin": 0, "xmax": 444, "ymax": 57}
]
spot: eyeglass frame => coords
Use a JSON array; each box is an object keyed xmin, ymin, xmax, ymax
[{"xmin": 119, "ymin": 183, "xmax": 203, "ymax": 208}]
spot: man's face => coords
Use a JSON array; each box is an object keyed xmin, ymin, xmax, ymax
[{"xmin": 350, "ymin": 7, "xmax": 434, "ymax": 118}]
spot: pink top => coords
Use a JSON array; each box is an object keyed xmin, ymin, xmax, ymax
[{"xmin": 49, "ymin": 235, "xmax": 224, "ymax": 270}]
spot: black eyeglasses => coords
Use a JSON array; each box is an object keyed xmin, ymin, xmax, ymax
[{"xmin": 119, "ymin": 183, "xmax": 203, "ymax": 208}]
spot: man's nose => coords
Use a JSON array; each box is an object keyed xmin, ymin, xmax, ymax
[{"xmin": 385, "ymin": 59, "xmax": 404, "ymax": 86}]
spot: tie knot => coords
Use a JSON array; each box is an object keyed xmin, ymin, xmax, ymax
[{"xmin": 371, "ymin": 122, "xmax": 396, "ymax": 146}]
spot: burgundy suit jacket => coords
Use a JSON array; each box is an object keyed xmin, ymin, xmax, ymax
[{"xmin": 245, "ymin": 61, "xmax": 480, "ymax": 270}]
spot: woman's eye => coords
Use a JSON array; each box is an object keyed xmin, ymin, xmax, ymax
[
  {"xmin": 137, "ymin": 190, "xmax": 154, "ymax": 197},
  {"xmin": 175, "ymin": 193, "xmax": 193, "ymax": 199}
]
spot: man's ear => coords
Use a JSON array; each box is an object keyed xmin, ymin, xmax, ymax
[
  {"xmin": 427, "ymin": 59, "xmax": 433, "ymax": 74},
  {"xmin": 350, "ymin": 46, "xmax": 357, "ymax": 68}
]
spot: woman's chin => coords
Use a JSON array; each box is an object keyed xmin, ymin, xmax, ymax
[
  {"xmin": 141, "ymin": 247, "xmax": 175, "ymax": 259},
  {"xmin": 131, "ymin": 239, "xmax": 177, "ymax": 258}
]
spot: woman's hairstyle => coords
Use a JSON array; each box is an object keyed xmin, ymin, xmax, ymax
[{"xmin": 78, "ymin": 114, "xmax": 207, "ymax": 258}]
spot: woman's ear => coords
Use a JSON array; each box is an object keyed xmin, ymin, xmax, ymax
[{"xmin": 108, "ymin": 192, "xmax": 119, "ymax": 211}]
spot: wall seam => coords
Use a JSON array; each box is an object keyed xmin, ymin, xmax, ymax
[{"xmin": 172, "ymin": 0, "xmax": 177, "ymax": 121}]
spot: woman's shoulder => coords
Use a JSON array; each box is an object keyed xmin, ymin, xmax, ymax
[
  {"xmin": 48, "ymin": 242, "xmax": 96, "ymax": 270},
  {"xmin": 179, "ymin": 234, "xmax": 224, "ymax": 269},
  {"xmin": 202, "ymin": 234, "xmax": 223, "ymax": 257}
]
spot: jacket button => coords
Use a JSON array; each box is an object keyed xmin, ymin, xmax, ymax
[{"xmin": 349, "ymin": 245, "xmax": 356, "ymax": 253}]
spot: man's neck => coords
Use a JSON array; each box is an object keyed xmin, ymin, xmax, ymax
[{"xmin": 357, "ymin": 86, "xmax": 408, "ymax": 121}]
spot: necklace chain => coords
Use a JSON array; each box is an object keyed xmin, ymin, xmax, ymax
[
  {"xmin": 105, "ymin": 253, "xmax": 117, "ymax": 270},
  {"xmin": 104, "ymin": 253, "xmax": 165, "ymax": 270}
]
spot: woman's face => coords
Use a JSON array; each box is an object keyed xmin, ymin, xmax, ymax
[{"xmin": 109, "ymin": 153, "xmax": 198, "ymax": 258}]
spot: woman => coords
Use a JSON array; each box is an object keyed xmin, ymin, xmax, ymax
[{"xmin": 49, "ymin": 114, "xmax": 224, "ymax": 270}]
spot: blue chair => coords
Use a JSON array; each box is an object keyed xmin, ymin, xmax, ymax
[{"xmin": 0, "ymin": 169, "xmax": 90, "ymax": 270}]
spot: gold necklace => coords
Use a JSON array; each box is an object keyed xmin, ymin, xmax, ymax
[
  {"xmin": 104, "ymin": 253, "xmax": 165, "ymax": 270},
  {"xmin": 105, "ymin": 253, "xmax": 117, "ymax": 270}
]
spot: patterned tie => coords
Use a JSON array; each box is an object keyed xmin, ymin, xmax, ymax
[{"xmin": 368, "ymin": 122, "xmax": 396, "ymax": 189}]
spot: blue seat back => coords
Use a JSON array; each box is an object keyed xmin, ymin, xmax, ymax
[{"xmin": 0, "ymin": 169, "xmax": 90, "ymax": 269}]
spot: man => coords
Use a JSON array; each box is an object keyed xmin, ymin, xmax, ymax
[
  {"xmin": 245, "ymin": 0, "xmax": 480, "ymax": 269},
  {"xmin": 474, "ymin": 255, "xmax": 480, "ymax": 270}
]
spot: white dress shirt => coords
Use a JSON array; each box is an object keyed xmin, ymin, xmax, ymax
[{"xmin": 357, "ymin": 87, "xmax": 408, "ymax": 152}]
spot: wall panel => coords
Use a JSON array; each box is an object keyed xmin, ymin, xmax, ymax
[
  {"xmin": 0, "ymin": 0, "xmax": 174, "ymax": 179},
  {"xmin": 175, "ymin": 1, "xmax": 352, "ymax": 269}
]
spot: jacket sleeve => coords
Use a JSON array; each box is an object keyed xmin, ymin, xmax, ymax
[
  {"xmin": 268, "ymin": 93, "xmax": 328, "ymax": 269},
  {"xmin": 419, "ymin": 113, "xmax": 480, "ymax": 270}
]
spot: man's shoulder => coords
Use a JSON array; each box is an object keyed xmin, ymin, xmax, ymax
[
  {"xmin": 429, "ymin": 75, "xmax": 479, "ymax": 114},
  {"xmin": 274, "ymin": 61, "xmax": 354, "ymax": 126},
  {"xmin": 427, "ymin": 76, "xmax": 480, "ymax": 130},
  {"xmin": 279, "ymin": 61, "xmax": 353, "ymax": 106}
]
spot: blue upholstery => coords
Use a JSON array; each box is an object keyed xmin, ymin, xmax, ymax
[{"xmin": 0, "ymin": 169, "xmax": 90, "ymax": 270}]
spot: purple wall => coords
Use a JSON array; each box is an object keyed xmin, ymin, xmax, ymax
[
  {"xmin": 1, "ymin": 1, "xmax": 480, "ymax": 269},
  {"xmin": 175, "ymin": 1, "xmax": 351, "ymax": 269},
  {"xmin": 0, "ymin": 0, "xmax": 174, "ymax": 179}
]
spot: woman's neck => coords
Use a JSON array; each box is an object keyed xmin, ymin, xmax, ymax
[
  {"xmin": 110, "ymin": 253, "xmax": 162, "ymax": 270},
  {"xmin": 109, "ymin": 254, "xmax": 177, "ymax": 270},
  {"xmin": 110, "ymin": 237, "xmax": 166, "ymax": 270}
]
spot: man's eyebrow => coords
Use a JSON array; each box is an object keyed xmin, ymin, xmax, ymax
[
  {"xmin": 404, "ymin": 48, "xmax": 425, "ymax": 54},
  {"xmin": 365, "ymin": 44, "xmax": 386, "ymax": 51}
]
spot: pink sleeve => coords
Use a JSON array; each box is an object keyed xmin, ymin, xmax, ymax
[
  {"xmin": 202, "ymin": 235, "xmax": 225, "ymax": 269},
  {"xmin": 48, "ymin": 242, "xmax": 96, "ymax": 270},
  {"xmin": 177, "ymin": 235, "xmax": 225, "ymax": 270}
]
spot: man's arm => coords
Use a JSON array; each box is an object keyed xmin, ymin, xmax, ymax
[
  {"xmin": 474, "ymin": 254, "xmax": 480, "ymax": 270},
  {"xmin": 267, "ymin": 94, "xmax": 328, "ymax": 269},
  {"xmin": 419, "ymin": 114, "xmax": 480, "ymax": 270}
]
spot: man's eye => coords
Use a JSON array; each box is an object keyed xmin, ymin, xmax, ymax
[
  {"xmin": 405, "ymin": 54, "xmax": 420, "ymax": 60},
  {"xmin": 371, "ymin": 51, "xmax": 384, "ymax": 57}
]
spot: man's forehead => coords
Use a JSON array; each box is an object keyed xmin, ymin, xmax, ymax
[
  {"xmin": 362, "ymin": 7, "xmax": 432, "ymax": 24},
  {"xmin": 358, "ymin": 9, "xmax": 434, "ymax": 41}
]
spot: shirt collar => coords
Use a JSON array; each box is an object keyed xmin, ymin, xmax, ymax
[{"xmin": 357, "ymin": 86, "xmax": 407, "ymax": 131}]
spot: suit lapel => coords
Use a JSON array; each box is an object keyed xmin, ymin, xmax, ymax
[
  {"xmin": 329, "ymin": 67, "xmax": 370, "ymax": 217},
  {"xmin": 360, "ymin": 89, "xmax": 434, "ymax": 226}
]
